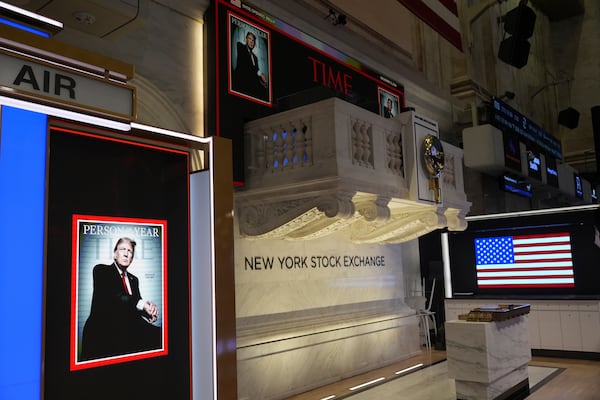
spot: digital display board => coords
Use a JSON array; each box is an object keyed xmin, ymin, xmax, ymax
[
  {"xmin": 500, "ymin": 174, "xmax": 532, "ymax": 198},
  {"xmin": 44, "ymin": 124, "xmax": 191, "ymax": 399},
  {"xmin": 575, "ymin": 174, "xmax": 584, "ymax": 199},
  {"xmin": 474, "ymin": 232, "xmax": 574, "ymax": 289},
  {"xmin": 527, "ymin": 149, "xmax": 542, "ymax": 181},
  {"xmin": 0, "ymin": 106, "xmax": 47, "ymax": 399},
  {"xmin": 545, "ymin": 156, "xmax": 559, "ymax": 187},
  {"xmin": 503, "ymin": 131, "xmax": 521, "ymax": 171},
  {"xmin": 448, "ymin": 208, "xmax": 600, "ymax": 297},
  {"xmin": 490, "ymin": 97, "xmax": 562, "ymax": 160},
  {"xmin": 207, "ymin": 0, "xmax": 405, "ymax": 184}
]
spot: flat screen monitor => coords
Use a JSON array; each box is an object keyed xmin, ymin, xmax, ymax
[
  {"xmin": 500, "ymin": 174, "xmax": 532, "ymax": 198},
  {"xmin": 575, "ymin": 174, "xmax": 583, "ymax": 198},
  {"xmin": 448, "ymin": 207, "xmax": 600, "ymax": 298}
]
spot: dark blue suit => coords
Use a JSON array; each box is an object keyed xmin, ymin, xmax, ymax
[
  {"xmin": 233, "ymin": 41, "xmax": 268, "ymax": 101},
  {"xmin": 81, "ymin": 262, "xmax": 161, "ymax": 361}
]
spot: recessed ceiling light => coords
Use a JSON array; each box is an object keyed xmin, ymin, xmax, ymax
[{"xmin": 73, "ymin": 11, "xmax": 96, "ymax": 25}]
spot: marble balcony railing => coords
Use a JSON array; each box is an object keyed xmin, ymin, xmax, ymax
[{"xmin": 237, "ymin": 97, "xmax": 471, "ymax": 243}]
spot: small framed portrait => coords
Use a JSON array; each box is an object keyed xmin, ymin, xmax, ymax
[
  {"xmin": 378, "ymin": 87, "xmax": 400, "ymax": 119},
  {"xmin": 228, "ymin": 12, "xmax": 272, "ymax": 105},
  {"xmin": 71, "ymin": 214, "xmax": 168, "ymax": 370}
]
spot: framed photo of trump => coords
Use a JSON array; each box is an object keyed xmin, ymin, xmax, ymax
[
  {"xmin": 378, "ymin": 87, "xmax": 400, "ymax": 119},
  {"xmin": 70, "ymin": 214, "xmax": 168, "ymax": 370},
  {"xmin": 228, "ymin": 12, "xmax": 272, "ymax": 105}
]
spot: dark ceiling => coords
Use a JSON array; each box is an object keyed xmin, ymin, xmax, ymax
[{"xmin": 530, "ymin": 0, "xmax": 585, "ymax": 22}]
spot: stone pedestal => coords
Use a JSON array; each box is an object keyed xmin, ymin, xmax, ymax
[{"xmin": 445, "ymin": 316, "xmax": 531, "ymax": 400}]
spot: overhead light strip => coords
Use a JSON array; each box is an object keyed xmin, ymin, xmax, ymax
[
  {"xmin": 0, "ymin": 95, "xmax": 131, "ymax": 131},
  {"xmin": 466, "ymin": 204, "xmax": 600, "ymax": 221},
  {"xmin": 131, "ymin": 122, "xmax": 211, "ymax": 144},
  {"xmin": 0, "ymin": 98, "xmax": 209, "ymax": 147},
  {"xmin": 0, "ymin": 16, "xmax": 50, "ymax": 37},
  {"xmin": 0, "ymin": 1, "xmax": 63, "ymax": 29}
]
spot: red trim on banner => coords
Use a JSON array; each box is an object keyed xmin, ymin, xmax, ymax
[
  {"xmin": 397, "ymin": 0, "xmax": 463, "ymax": 51},
  {"xmin": 438, "ymin": 0, "xmax": 458, "ymax": 15},
  {"xmin": 215, "ymin": 3, "xmax": 221, "ymax": 137}
]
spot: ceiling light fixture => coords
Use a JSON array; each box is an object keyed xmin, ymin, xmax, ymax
[{"xmin": 73, "ymin": 11, "xmax": 96, "ymax": 25}]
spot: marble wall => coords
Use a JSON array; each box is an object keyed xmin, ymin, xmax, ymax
[{"xmin": 235, "ymin": 229, "xmax": 422, "ymax": 399}]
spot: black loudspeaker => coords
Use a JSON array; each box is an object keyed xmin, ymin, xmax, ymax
[
  {"xmin": 558, "ymin": 107, "xmax": 580, "ymax": 129},
  {"xmin": 498, "ymin": 36, "xmax": 530, "ymax": 69},
  {"xmin": 503, "ymin": 4, "xmax": 537, "ymax": 38},
  {"xmin": 499, "ymin": 4, "xmax": 536, "ymax": 68}
]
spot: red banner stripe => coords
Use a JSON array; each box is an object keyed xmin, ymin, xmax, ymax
[{"xmin": 396, "ymin": 0, "xmax": 462, "ymax": 51}]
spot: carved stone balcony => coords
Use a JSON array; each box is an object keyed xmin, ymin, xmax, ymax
[{"xmin": 236, "ymin": 97, "xmax": 470, "ymax": 243}]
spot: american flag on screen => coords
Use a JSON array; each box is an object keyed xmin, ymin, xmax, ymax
[
  {"xmin": 396, "ymin": 0, "xmax": 462, "ymax": 51},
  {"xmin": 475, "ymin": 232, "xmax": 575, "ymax": 288}
]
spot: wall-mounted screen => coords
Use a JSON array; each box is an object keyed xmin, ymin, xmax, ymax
[
  {"xmin": 44, "ymin": 123, "xmax": 191, "ymax": 399},
  {"xmin": 500, "ymin": 174, "xmax": 532, "ymax": 198},
  {"xmin": 503, "ymin": 132, "xmax": 521, "ymax": 172},
  {"xmin": 527, "ymin": 149, "xmax": 542, "ymax": 180},
  {"xmin": 575, "ymin": 174, "xmax": 583, "ymax": 198},
  {"xmin": 545, "ymin": 156, "xmax": 559, "ymax": 187},
  {"xmin": 490, "ymin": 96, "xmax": 562, "ymax": 159},
  {"xmin": 448, "ymin": 207, "xmax": 600, "ymax": 298},
  {"xmin": 474, "ymin": 232, "xmax": 574, "ymax": 289},
  {"xmin": 207, "ymin": 0, "xmax": 405, "ymax": 184}
]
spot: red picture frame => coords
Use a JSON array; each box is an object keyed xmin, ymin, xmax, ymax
[{"xmin": 70, "ymin": 214, "xmax": 168, "ymax": 370}]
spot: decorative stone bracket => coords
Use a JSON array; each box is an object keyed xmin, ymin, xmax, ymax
[{"xmin": 237, "ymin": 98, "xmax": 471, "ymax": 243}]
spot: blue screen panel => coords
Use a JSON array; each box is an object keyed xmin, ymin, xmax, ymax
[{"xmin": 0, "ymin": 105, "xmax": 47, "ymax": 399}]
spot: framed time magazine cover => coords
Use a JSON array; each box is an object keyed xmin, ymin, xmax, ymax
[
  {"xmin": 378, "ymin": 87, "xmax": 400, "ymax": 119},
  {"xmin": 228, "ymin": 12, "xmax": 272, "ymax": 105},
  {"xmin": 71, "ymin": 215, "xmax": 168, "ymax": 370}
]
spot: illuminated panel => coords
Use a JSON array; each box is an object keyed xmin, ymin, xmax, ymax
[
  {"xmin": 0, "ymin": 106, "xmax": 47, "ymax": 399},
  {"xmin": 501, "ymin": 174, "xmax": 532, "ymax": 198},
  {"xmin": 0, "ymin": 0, "xmax": 63, "ymax": 36},
  {"xmin": 0, "ymin": 16, "xmax": 50, "ymax": 37},
  {"xmin": 190, "ymin": 170, "xmax": 217, "ymax": 400},
  {"xmin": 574, "ymin": 174, "xmax": 583, "ymax": 199},
  {"xmin": 490, "ymin": 97, "xmax": 562, "ymax": 159},
  {"xmin": 44, "ymin": 124, "xmax": 191, "ymax": 397},
  {"xmin": 475, "ymin": 232, "xmax": 575, "ymax": 289}
]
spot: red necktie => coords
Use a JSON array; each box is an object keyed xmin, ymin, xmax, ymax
[{"xmin": 121, "ymin": 272, "xmax": 131, "ymax": 295}]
